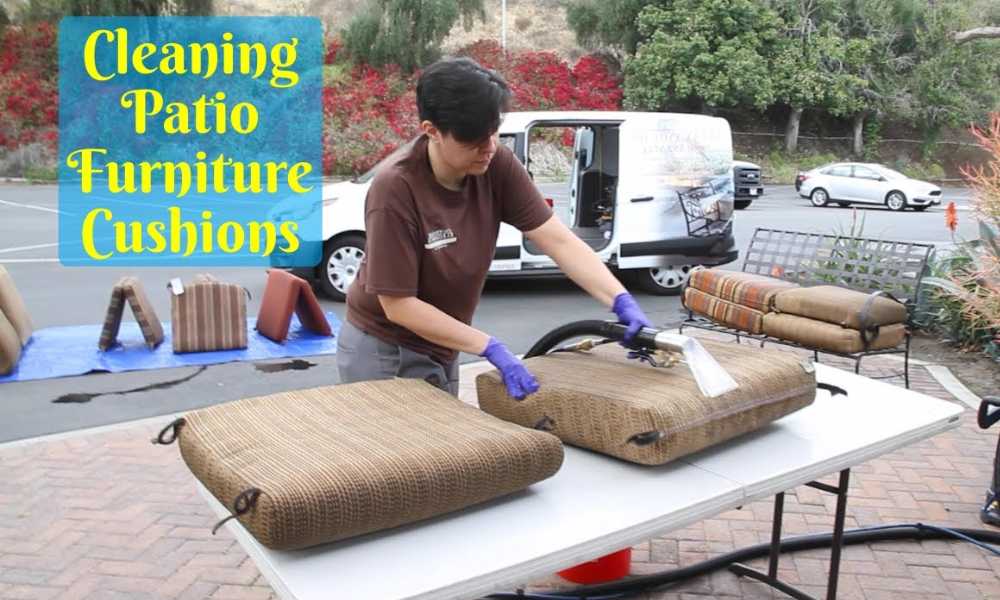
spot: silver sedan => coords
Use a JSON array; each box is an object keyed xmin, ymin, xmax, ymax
[{"xmin": 796, "ymin": 163, "xmax": 942, "ymax": 211}]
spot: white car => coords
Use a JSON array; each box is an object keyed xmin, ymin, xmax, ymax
[{"xmin": 796, "ymin": 163, "xmax": 942, "ymax": 211}]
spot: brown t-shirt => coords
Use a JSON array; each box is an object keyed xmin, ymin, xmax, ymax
[{"xmin": 345, "ymin": 136, "xmax": 553, "ymax": 364}]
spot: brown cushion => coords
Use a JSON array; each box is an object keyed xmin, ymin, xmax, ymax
[
  {"xmin": 762, "ymin": 313, "xmax": 906, "ymax": 354},
  {"xmin": 688, "ymin": 268, "xmax": 799, "ymax": 312},
  {"xmin": 0, "ymin": 266, "xmax": 32, "ymax": 344},
  {"xmin": 683, "ymin": 287, "xmax": 765, "ymax": 334},
  {"xmin": 99, "ymin": 277, "xmax": 164, "ymax": 350},
  {"xmin": 256, "ymin": 270, "xmax": 331, "ymax": 343},
  {"xmin": 169, "ymin": 274, "xmax": 247, "ymax": 353},
  {"xmin": 773, "ymin": 286, "xmax": 908, "ymax": 329},
  {"xmin": 0, "ymin": 309, "xmax": 21, "ymax": 376},
  {"xmin": 174, "ymin": 379, "xmax": 564, "ymax": 550},
  {"xmin": 477, "ymin": 341, "xmax": 815, "ymax": 466}
]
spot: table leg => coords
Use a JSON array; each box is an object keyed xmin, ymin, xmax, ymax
[{"xmin": 729, "ymin": 469, "xmax": 852, "ymax": 600}]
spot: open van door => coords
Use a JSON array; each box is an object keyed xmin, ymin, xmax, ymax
[
  {"xmin": 615, "ymin": 114, "xmax": 734, "ymax": 271},
  {"xmin": 490, "ymin": 133, "xmax": 525, "ymax": 273}
]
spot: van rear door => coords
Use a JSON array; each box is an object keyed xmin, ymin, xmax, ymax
[{"xmin": 615, "ymin": 114, "xmax": 733, "ymax": 269}]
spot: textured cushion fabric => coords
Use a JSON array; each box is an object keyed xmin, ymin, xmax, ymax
[
  {"xmin": 170, "ymin": 274, "xmax": 247, "ymax": 353},
  {"xmin": 0, "ymin": 309, "xmax": 20, "ymax": 376},
  {"xmin": 477, "ymin": 341, "xmax": 815, "ymax": 466},
  {"xmin": 256, "ymin": 270, "xmax": 331, "ymax": 343},
  {"xmin": 175, "ymin": 379, "xmax": 564, "ymax": 550},
  {"xmin": 687, "ymin": 268, "xmax": 799, "ymax": 312},
  {"xmin": 762, "ymin": 313, "xmax": 906, "ymax": 354},
  {"xmin": 0, "ymin": 266, "xmax": 32, "ymax": 345},
  {"xmin": 99, "ymin": 277, "xmax": 164, "ymax": 350},
  {"xmin": 683, "ymin": 287, "xmax": 766, "ymax": 334},
  {"xmin": 773, "ymin": 285, "xmax": 908, "ymax": 329}
]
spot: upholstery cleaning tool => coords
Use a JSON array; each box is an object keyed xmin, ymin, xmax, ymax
[{"xmin": 524, "ymin": 320, "xmax": 739, "ymax": 398}]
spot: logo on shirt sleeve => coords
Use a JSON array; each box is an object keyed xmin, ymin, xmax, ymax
[{"xmin": 425, "ymin": 228, "xmax": 457, "ymax": 251}]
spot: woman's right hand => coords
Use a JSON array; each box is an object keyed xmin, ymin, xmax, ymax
[{"xmin": 480, "ymin": 337, "xmax": 539, "ymax": 400}]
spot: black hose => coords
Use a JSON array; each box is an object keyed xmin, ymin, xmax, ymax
[
  {"xmin": 482, "ymin": 524, "xmax": 1000, "ymax": 599},
  {"xmin": 524, "ymin": 320, "xmax": 661, "ymax": 359}
]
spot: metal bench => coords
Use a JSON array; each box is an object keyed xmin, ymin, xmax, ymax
[{"xmin": 679, "ymin": 227, "xmax": 936, "ymax": 388}]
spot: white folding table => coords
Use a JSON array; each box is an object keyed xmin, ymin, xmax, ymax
[{"xmin": 197, "ymin": 364, "xmax": 963, "ymax": 600}]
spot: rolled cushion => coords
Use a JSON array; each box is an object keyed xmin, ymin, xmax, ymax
[
  {"xmin": 477, "ymin": 341, "xmax": 815, "ymax": 466},
  {"xmin": 688, "ymin": 268, "xmax": 799, "ymax": 312},
  {"xmin": 256, "ymin": 270, "xmax": 331, "ymax": 343},
  {"xmin": 0, "ymin": 266, "xmax": 32, "ymax": 345},
  {"xmin": 170, "ymin": 274, "xmax": 247, "ymax": 353},
  {"xmin": 762, "ymin": 313, "xmax": 906, "ymax": 354},
  {"xmin": 683, "ymin": 287, "xmax": 765, "ymax": 334},
  {"xmin": 0, "ymin": 309, "xmax": 21, "ymax": 376},
  {"xmin": 175, "ymin": 379, "xmax": 563, "ymax": 550},
  {"xmin": 773, "ymin": 286, "xmax": 907, "ymax": 329}
]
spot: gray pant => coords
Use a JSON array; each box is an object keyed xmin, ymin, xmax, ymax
[{"xmin": 336, "ymin": 321, "xmax": 459, "ymax": 396}]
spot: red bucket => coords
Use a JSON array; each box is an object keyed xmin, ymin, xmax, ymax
[{"xmin": 557, "ymin": 548, "xmax": 632, "ymax": 584}]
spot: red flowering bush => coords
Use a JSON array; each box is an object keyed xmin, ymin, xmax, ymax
[
  {"xmin": 0, "ymin": 22, "xmax": 58, "ymax": 152},
  {"xmin": 322, "ymin": 40, "xmax": 623, "ymax": 175}
]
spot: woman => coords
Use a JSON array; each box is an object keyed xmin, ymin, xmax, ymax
[{"xmin": 337, "ymin": 57, "xmax": 650, "ymax": 399}]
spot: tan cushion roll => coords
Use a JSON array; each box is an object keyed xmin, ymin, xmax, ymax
[
  {"xmin": 773, "ymin": 286, "xmax": 907, "ymax": 329},
  {"xmin": 763, "ymin": 312, "xmax": 906, "ymax": 354}
]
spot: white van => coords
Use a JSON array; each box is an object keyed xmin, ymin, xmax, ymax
[{"xmin": 299, "ymin": 111, "xmax": 738, "ymax": 300}]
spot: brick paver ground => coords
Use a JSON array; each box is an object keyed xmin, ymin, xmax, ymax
[{"xmin": 2, "ymin": 335, "xmax": 998, "ymax": 599}]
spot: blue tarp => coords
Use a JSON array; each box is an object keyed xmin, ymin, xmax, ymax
[{"xmin": 0, "ymin": 313, "xmax": 341, "ymax": 383}]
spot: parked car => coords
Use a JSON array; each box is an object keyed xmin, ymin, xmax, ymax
[
  {"xmin": 796, "ymin": 163, "xmax": 942, "ymax": 211},
  {"xmin": 285, "ymin": 111, "xmax": 741, "ymax": 301},
  {"xmin": 732, "ymin": 160, "xmax": 763, "ymax": 209}
]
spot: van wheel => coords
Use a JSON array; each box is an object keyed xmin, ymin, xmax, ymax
[
  {"xmin": 319, "ymin": 234, "xmax": 366, "ymax": 302},
  {"xmin": 633, "ymin": 265, "xmax": 692, "ymax": 295},
  {"xmin": 735, "ymin": 200, "xmax": 752, "ymax": 210}
]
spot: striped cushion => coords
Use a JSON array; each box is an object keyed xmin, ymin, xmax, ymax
[
  {"xmin": 0, "ymin": 266, "xmax": 32, "ymax": 345},
  {"xmin": 100, "ymin": 277, "xmax": 164, "ymax": 350},
  {"xmin": 0, "ymin": 309, "xmax": 21, "ymax": 376},
  {"xmin": 762, "ymin": 313, "xmax": 906, "ymax": 354},
  {"xmin": 174, "ymin": 379, "xmax": 564, "ymax": 549},
  {"xmin": 170, "ymin": 274, "xmax": 247, "ymax": 353},
  {"xmin": 688, "ymin": 268, "xmax": 799, "ymax": 312},
  {"xmin": 684, "ymin": 287, "xmax": 766, "ymax": 334}
]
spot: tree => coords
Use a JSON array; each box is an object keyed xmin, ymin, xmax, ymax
[
  {"xmin": 16, "ymin": 0, "xmax": 213, "ymax": 20},
  {"xmin": 765, "ymin": 0, "xmax": 868, "ymax": 152},
  {"xmin": 342, "ymin": 0, "xmax": 486, "ymax": 72},
  {"xmin": 907, "ymin": 1, "xmax": 1000, "ymax": 148},
  {"xmin": 566, "ymin": 0, "xmax": 656, "ymax": 57},
  {"xmin": 623, "ymin": 0, "xmax": 782, "ymax": 113}
]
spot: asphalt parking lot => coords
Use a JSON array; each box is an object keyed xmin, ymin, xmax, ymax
[{"xmin": 0, "ymin": 183, "xmax": 979, "ymax": 441}]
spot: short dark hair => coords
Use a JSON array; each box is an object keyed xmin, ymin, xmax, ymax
[{"xmin": 416, "ymin": 57, "xmax": 511, "ymax": 144}]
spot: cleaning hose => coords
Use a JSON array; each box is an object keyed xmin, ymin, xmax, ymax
[
  {"xmin": 492, "ymin": 321, "xmax": 1000, "ymax": 600},
  {"xmin": 484, "ymin": 524, "xmax": 1000, "ymax": 599}
]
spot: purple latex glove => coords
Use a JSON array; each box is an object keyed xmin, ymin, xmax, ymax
[
  {"xmin": 612, "ymin": 292, "xmax": 652, "ymax": 343},
  {"xmin": 480, "ymin": 337, "xmax": 540, "ymax": 400}
]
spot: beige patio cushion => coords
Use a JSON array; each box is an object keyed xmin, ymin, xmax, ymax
[
  {"xmin": 477, "ymin": 341, "xmax": 816, "ymax": 466},
  {"xmin": 763, "ymin": 313, "xmax": 906, "ymax": 354},
  {"xmin": 773, "ymin": 286, "xmax": 908, "ymax": 329},
  {"xmin": 173, "ymin": 379, "xmax": 564, "ymax": 550},
  {"xmin": 0, "ymin": 309, "xmax": 21, "ymax": 376},
  {"xmin": 0, "ymin": 266, "xmax": 32, "ymax": 345}
]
